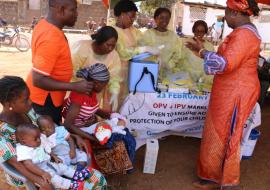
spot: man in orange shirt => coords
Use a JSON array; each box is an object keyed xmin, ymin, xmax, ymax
[{"xmin": 27, "ymin": 0, "xmax": 93, "ymax": 125}]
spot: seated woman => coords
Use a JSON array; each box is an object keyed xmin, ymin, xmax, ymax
[
  {"xmin": 181, "ymin": 20, "xmax": 215, "ymax": 92},
  {"xmin": 0, "ymin": 76, "xmax": 107, "ymax": 190},
  {"xmin": 140, "ymin": 7, "xmax": 184, "ymax": 80},
  {"xmin": 71, "ymin": 26, "xmax": 121, "ymax": 111},
  {"xmin": 62, "ymin": 63, "xmax": 136, "ymax": 173}
]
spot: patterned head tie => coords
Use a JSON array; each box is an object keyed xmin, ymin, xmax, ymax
[
  {"xmin": 76, "ymin": 63, "xmax": 110, "ymax": 82},
  {"xmin": 227, "ymin": 0, "xmax": 256, "ymax": 16}
]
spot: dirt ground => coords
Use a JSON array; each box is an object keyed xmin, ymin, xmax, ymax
[{"xmin": 1, "ymin": 35, "xmax": 270, "ymax": 190}]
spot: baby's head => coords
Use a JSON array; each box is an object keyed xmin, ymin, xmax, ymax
[
  {"xmin": 110, "ymin": 113, "xmax": 126, "ymax": 127},
  {"xmin": 15, "ymin": 124, "xmax": 41, "ymax": 148},
  {"xmin": 111, "ymin": 118, "xmax": 126, "ymax": 127},
  {"xmin": 117, "ymin": 119, "xmax": 126, "ymax": 127},
  {"xmin": 37, "ymin": 115, "xmax": 55, "ymax": 137}
]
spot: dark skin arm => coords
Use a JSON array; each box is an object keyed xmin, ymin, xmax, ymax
[
  {"xmin": 22, "ymin": 160, "xmax": 51, "ymax": 183},
  {"xmin": 50, "ymin": 153, "xmax": 63, "ymax": 163},
  {"xmin": 95, "ymin": 109, "xmax": 111, "ymax": 120},
  {"xmin": 32, "ymin": 71, "xmax": 93, "ymax": 94},
  {"xmin": 185, "ymin": 37, "xmax": 206, "ymax": 58},
  {"xmin": 7, "ymin": 157, "xmax": 53, "ymax": 190},
  {"xmin": 66, "ymin": 135, "xmax": 76, "ymax": 159},
  {"xmin": 70, "ymin": 133, "xmax": 89, "ymax": 154},
  {"xmin": 64, "ymin": 102, "xmax": 97, "ymax": 142}
]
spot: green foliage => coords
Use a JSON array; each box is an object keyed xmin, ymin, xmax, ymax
[{"xmin": 140, "ymin": 0, "xmax": 178, "ymax": 16}]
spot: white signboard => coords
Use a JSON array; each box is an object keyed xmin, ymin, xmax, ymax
[{"xmin": 120, "ymin": 91, "xmax": 261, "ymax": 149}]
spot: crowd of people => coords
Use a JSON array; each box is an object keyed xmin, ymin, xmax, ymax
[{"xmin": 0, "ymin": 0, "xmax": 266, "ymax": 189}]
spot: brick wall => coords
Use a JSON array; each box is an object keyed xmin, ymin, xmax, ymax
[
  {"xmin": 0, "ymin": 0, "xmax": 29, "ymax": 26},
  {"xmin": 0, "ymin": 0, "xmax": 107, "ymax": 29},
  {"xmin": 38, "ymin": 0, "xmax": 107, "ymax": 29},
  {"xmin": 40, "ymin": 0, "xmax": 48, "ymax": 17},
  {"xmin": 17, "ymin": 0, "xmax": 28, "ymax": 24},
  {"xmin": 75, "ymin": 2, "xmax": 107, "ymax": 29},
  {"xmin": 0, "ymin": 2, "xmax": 18, "ymax": 25},
  {"xmin": 33, "ymin": 0, "xmax": 107, "ymax": 29}
]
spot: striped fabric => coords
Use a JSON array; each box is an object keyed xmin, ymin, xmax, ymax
[
  {"xmin": 63, "ymin": 92, "xmax": 99, "ymax": 128},
  {"xmin": 0, "ymin": 110, "xmax": 40, "ymax": 187},
  {"xmin": 0, "ymin": 137, "xmax": 16, "ymax": 163},
  {"xmin": 76, "ymin": 63, "xmax": 110, "ymax": 82},
  {"xmin": 0, "ymin": 122, "xmax": 22, "ymax": 187}
]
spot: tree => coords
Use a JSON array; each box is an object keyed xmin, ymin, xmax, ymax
[{"xmin": 140, "ymin": 0, "xmax": 179, "ymax": 16}]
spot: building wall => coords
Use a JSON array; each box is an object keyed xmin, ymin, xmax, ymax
[
  {"xmin": 38, "ymin": 0, "xmax": 107, "ymax": 29},
  {"xmin": 253, "ymin": 10, "xmax": 270, "ymax": 43},
  {"xmin": 0, "ymin": 0, "xmax": 107, "ymax": 29},
  {"xmin": 29, "ymin": 0, "xmax": 40, "ymax": 10},
  {"xmin": 182, "ymin": 4, "xmax": 225, "ymax": 36},
  {"xmin": 181, "ymin": 4, "xmax": 270, "ymax": 43},
  {"xmin": 0, "ymin": 1, "xmax": 18, "ymax": 24},
  {"xmin": 39, "ymin": 0, "xmax": 107, "ymax": 29},
  {"xmin": 76, "ymin": 1, "xmax": 107, "ymax": 29},
  {"xmin": 221, "ymin": 10, "xmax": 270, "ymax": 43},
  {"xmin": 0, "ymin": 0, "xmax": 32, "ymax": 26},
  {"xmin": 171, "ymin": 1, "xmax": 184, "ymax": 30},
  {"xmin": 17, "ymin": 0, "xmax": 28, "ymax": 24}
]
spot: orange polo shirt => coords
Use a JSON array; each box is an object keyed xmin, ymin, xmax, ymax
[{"xmin": 26, "ymin": 19, "xmax": 73, "ymax": 107}]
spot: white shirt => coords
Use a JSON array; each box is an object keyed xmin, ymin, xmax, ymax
[{"xmin": 16, "ymin": 143, "xmax": 50, "ymax": 164}]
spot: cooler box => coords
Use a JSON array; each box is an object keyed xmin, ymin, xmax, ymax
[
  {"xmin": 241, "ymin": 128, "xmax": 260, "ymax": 160},
  {"xmin": 129, "ymin": 53, "xmax": 159, "ymax": 94}
]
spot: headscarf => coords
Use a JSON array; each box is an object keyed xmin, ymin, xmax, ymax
[
  {"xmin": 227, "ymin": 0, "xmax": 254, "ymax": 15},
  {"xmin": 76, "ymin": 63, "xmax": 110, "ymax": 82},
  {"xmin": 256, "ymin": 0, "xmax": 270, "ymax": 5}
]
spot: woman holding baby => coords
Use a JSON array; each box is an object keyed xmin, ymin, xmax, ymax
[
  {"xmin": 0, "ymin": 76, "xmax": 106, "ymax": 189},
  {"xmin": 62, "ymin": 63, "xmax": 136, "ymax": 174}
]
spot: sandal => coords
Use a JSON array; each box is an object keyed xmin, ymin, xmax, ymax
[{"xmin": 193, "ymin": 180, "xmax": 220, "ymax": 190}]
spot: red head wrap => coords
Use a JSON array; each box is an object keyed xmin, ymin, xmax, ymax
[
  {"xmin": 227, "ymin": 0, "xmax": 254, "ymax": 15},
  {"xmin": 256, "ymin": 0, "xmax": 270, "ymax": 5}
]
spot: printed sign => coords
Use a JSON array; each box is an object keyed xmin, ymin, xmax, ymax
[{"xmin": 120, "ymin": 91, "xmax": 261, "ymax": 148}]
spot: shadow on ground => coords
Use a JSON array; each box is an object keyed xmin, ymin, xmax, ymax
[{"xmin": 107, "ymin": 98, "xmax": 270, "ymax": 190}]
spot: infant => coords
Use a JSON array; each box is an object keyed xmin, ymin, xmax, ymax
[
  {"xmin": 81, "ymin": 113, "xmax": 127, "ymax": 145},
  {"xmin": 37, "ymin": 115, "xmax": 88, "ymax": 166},
  {"xmin": 15, "ymin": 124, "xmax": 90, "ymax": 189}
]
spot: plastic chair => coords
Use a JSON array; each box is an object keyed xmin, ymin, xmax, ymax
[{"xmin": 0, "ymin": 162, "xmax": 37, "ymax": 190}]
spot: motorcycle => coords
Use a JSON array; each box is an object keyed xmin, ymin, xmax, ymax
[{"xmin": 0, "ymin": 26, "xmax": 30, "ymax": 52}]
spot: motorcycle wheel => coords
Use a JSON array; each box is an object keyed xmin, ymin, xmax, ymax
[{"xmin": 14, "ymin": 35, "xmax": 30, "ymax": 52}]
